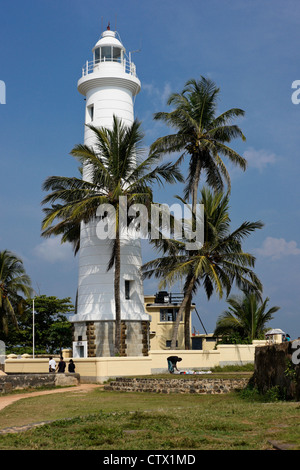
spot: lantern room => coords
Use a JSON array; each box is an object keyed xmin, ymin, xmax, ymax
[{"xmin": 92, "ymin": 28, "xmax": 125, "ymax": 65}]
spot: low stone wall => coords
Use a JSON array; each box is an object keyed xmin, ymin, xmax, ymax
[
  {"xmin": 252, "ymin": 342, "xmax": 300, "ymax": 400},
  {"xmin": 104, "ymin": 377, "xmax": 249, "ymax": 394},
  {"xmin": 0, "ymin": 373, "xmax": 80, "ymax": 394}
]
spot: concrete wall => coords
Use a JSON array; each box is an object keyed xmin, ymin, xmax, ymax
[
  {"xmin": 4, "ymin": 342, "xmax": 264, "ymax": 383},
  {"xmin": 217, "ymin": 342, "xmax": 265, "ymax": 366}
]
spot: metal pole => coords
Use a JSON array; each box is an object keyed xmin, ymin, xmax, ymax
[
  {"xmin": 194, "ymin": 307, "xmax": 208, "ymax": 335},
  {"xmin": 32, "ymin": 298, "xmax": 35, "ymax": 359}
]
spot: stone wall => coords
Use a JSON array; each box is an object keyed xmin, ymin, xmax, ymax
[
  {"xmin": 252, "ymin": 342, "xmax": 300, "ymax": 400},
  {"xmin": 104, "ymin": 377, "xmax": 249, "ymax": 394},
  {"xmin": 0, "ymin": 373, "xmax": 80, "ymax": 394}
]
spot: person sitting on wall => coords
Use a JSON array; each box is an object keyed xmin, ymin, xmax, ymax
[
  {"xmin": 68, "ymin": 359, "xmax": 75, "ymax": 373},
  {"xmin": 49, "ymin": 357, "xmax": 56, "ymax": 373},
  {"xmin": 57, "ymin": 357, "xmax": 66, "ymax": 373},
  {"xmin": 167, "ymin": 356, "xmax": 182, "ymax": 373}
]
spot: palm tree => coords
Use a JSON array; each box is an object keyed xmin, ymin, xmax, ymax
[
  {"xmin": 214, "ymin": 291, "xmax": 280, "ymax": 342},
  {"xmin": 143, "ymin": 188, "xmax": 263, "ymax": 349},
  {"xmin": 151, "ymin": 76, "xmax": 247, "ymax": 216},
  {"xmin": 41, "ymin": 116, "xmax": 183, "ymax": 355},
  {"xmin": 0, "ymin": 250, "xmax": 32, "ymax": 334}
]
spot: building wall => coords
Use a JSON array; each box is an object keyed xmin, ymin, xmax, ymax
[{"xmin": 145, "ymin": 295, "xmax": 187, "ymax": 350}]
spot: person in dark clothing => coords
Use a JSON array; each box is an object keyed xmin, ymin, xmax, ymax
[
  {"xmin": 167, "ymin": 356, "xmax": 182, "ymax": 373},
  {"xmin": 68, "ymin": 359, "xmax": 76, "ymax": 373},
  {"xmin": 57, "ymin": 357, "xmax": 66, "ymax": 373}
]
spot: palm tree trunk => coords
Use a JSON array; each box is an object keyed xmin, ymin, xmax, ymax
[
  {"xmin": 191, "ymin": 157, "xmax": 201, "ymax": 216},
  {"xmin": 184, "ymin": 294, "xmax": 192, "ymax": 349},
  {"xmin": 114, "ymin": 230, "xmax": 121, "ymax": 356},
  {"xmin": 170, "ymin": 275, "xmax": 195, "ymax": 349},
  {"xmin": 183, "ymin": 156, "xmax": 201, "ymax": 351}
]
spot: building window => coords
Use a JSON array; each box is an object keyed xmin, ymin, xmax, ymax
[
  {"xmin": 86, "ymin": 104, "xmax": 94, "ymax": 123},
  {"xmin": 160, "ymin": 308, "xmax": 181, "ymax": 322},
  {"xmin": 166, "ymin": 340, "xmax": 178, "ymax": 348},
  {"xmin": 101, "ymin": 46, "xmax": 112, "ymax": 60},
  {"xmin": 94, "ymin": 48, "xmax": 100, "ymax": 64},
  {"xmin": 125, "ymin": 280, "xmax": 131, "ymax": 300},
  {"xmin": 112, "ymin": 47, "xmax": 121, "ymax": 62},
  {"xmin": 99, "ymin": 46, "xmax": 122, "ymax": 62}
]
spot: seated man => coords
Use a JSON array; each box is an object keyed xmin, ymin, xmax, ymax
[{"xmin": 167, "ymin": 356, "xmax": 182, "ymax": 373}]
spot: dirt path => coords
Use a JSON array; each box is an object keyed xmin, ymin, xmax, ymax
[{"xmin": 0, "ymin": 383, "xmax": 102, "ymax": 412}]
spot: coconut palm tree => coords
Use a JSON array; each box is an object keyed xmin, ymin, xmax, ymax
[
  {"xmin": 214, "ymin": 291, "xmax": 280, "ymax": 342},
  {"xmin": 151, "ymin": 76, "xmax": 247, "ymax": 216},
  {"xmin": 41, "ymin": 116, "xmax": 183, "ymax": 355},
  {"xmin": 143, "ymin": 188, "xmax": 263, "ymax": 349},
  {"xmin": 0, "ymin": 250, "xmax": 32, "ymax": 334}
]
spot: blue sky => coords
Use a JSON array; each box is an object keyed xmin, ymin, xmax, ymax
[{"xmin": 0, "ymin": 0, "xmax": 300, "ymax": 336}]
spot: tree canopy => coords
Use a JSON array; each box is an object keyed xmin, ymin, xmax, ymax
[
  {"xmin": 0, "ymin": 250, "xmax": 32, "ymax": 335},
  {"xmin": 0, "ymin": 295, "xmax": 74, "ymax": 355},
  {"xmin": 214, "ymin": 291, "xmax": 280, "ymax": 343}
]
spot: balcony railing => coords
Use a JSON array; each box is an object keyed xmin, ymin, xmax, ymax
[
  {"xmin": 81, "ymin": 58, "xmax": 137, "ymax": 78},
  {"xmin": 155, "ymin": 292, "xmax": 184, "ymax": 305}
]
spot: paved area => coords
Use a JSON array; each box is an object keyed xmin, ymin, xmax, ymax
[{"xmin": 0, "ymin": 383, "xmax": 101, "ymax": 412}]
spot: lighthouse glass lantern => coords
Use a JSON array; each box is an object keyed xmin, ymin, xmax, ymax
[{"xmin": 69, "ymin": 27, "xmax": 150, "ymax": 358}]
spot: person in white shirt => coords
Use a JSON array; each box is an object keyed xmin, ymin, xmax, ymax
[{"xmin": 49, "ymin": 357, "xmax": 56, "ymax": 373}]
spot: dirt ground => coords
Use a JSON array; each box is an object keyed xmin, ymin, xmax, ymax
[{"xmin": 0, "ymin": 383, "xmax": 101, "ymax": 412}]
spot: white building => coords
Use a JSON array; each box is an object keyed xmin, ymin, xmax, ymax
[{"xmin": 70, "ymin": 26, "xmax": 150, "ymax": 358}]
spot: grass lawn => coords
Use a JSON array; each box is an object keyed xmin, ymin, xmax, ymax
[{"xmin": 0, "ymin": 376, "xmax": 299, "ymax": 450}]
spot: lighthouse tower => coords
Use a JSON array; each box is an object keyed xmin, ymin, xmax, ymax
[{"xmin": 70, "ymin": 26, "xmax": 150, "ymax": 358}]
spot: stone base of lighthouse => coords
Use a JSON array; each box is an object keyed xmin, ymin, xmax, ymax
[{"xmin": 72, "ymin": 320, "xmax": 150, "ymax": 358}]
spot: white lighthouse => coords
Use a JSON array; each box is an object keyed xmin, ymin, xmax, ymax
[{"xmin": 70, "ymin": 26, "xmax": 150, "ymax": 358}]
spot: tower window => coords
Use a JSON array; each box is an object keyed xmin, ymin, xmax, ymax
[
  {"xmin": 95, "ymin": 48, "xmax": 100, "ymax": 64},
  {"xmin": 86, "ymin": 104, "xmax": 94, "ymax": 123},
  {"xmin": 166, "ymin": 340, "xmax": 178, "ymax": 348},
  {"xmin": 99, "ymin": 46, "xmax": 122, "ymax": 62},
  {"xmin": 101, "ymin": 46, "xmax": 112, "ymax": 60},
  {"xmin": 113, "ymin": 47, "xmax": 121, "ymax": 62},
  {"xmin": 125, "ymin": 280, "xmax": 131, "ymax": 300}
]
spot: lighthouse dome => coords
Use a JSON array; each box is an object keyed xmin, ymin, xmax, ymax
[
  {"xmin": 93, "ymin": 29, "xmax": 125, "ymax": 50},
  {"xmin": 92, "ymin": 28, "xmax": 125, "ymax": 64},
  {"xmin": 78, "ymin": 27, "xmax": 141, "ymax": 97}
]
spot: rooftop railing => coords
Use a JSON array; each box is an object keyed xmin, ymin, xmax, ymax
[
  {"xmin": 155, "ymin": 292, "xmax": 185, "ymax": 305},
  {"xmin": 81, "ymin": 58, "xmax": 137, "ymax": 78}
]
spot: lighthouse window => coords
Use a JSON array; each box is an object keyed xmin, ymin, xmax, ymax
[
  {"xmin": 113, "ymin": 47, "xmax": 121, "ymax": 62},
  {"xmin": 125, "ymin": 280, "xmax": 131, "ymax": 300},
  {"xmin": 94, "ymin": 48, "xmax": 100, "ymax": 64},
  {"xmin": 101, "ymin": 46, "xmax": 112, "ymax": 61},
  {"xmin": 86, "ymin": 104, "xmax": 94, "ymax": 123}
]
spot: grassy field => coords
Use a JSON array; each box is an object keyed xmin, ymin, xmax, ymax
[{"xmin": 0, "ymin": 374, "xmax": 299, "ymax": 450}]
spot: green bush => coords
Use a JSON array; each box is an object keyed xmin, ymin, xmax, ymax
[{"xmin": 238, "ymin": 384, "xmax": 286, "ymax": 402}]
